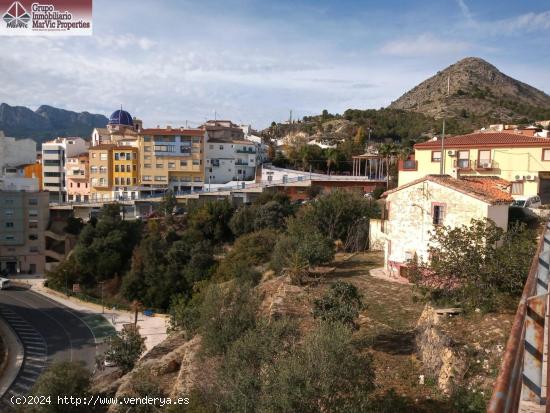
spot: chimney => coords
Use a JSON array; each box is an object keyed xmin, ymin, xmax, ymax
[{"xmin": 166, "ymin": 125, "xmax": 172, "ymax": 130}]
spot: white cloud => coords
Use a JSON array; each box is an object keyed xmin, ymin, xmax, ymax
[
  {"xmin": 500, "ymin": 10, "xmax": 550, "ymax": 33},
  {"xmin": 456, "ymin": 0, "xmax": 474, "ymax": 25},
  {"xmin": 380, "ymin": 34, "xmax": 471, "ymax": 57}
]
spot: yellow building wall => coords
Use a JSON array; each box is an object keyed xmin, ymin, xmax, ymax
[
  {"xmin": 399, "ymin": 146, "xmax": 550, "ymax": 197},
  {"xmin": 112, "ymin": 148, "xmax": 139, "ymax": 187},
  {"xmin": 89, "ymin": 148, "xmax": 113, "ymax": 200}
]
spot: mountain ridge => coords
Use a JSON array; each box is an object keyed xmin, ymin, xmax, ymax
[{"xmin": 0, "ymin": 103, "xmax": 108, "ymax": 143}]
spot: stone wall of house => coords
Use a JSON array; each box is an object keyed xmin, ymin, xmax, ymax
[
  {"xmin": 368, "ymin": 218, "xmax": 386, "ymax": 251},
  {"xmin": 415, "ymin": 305, "xmax": 468, "ymax": 393},
  {"xmin": 385, "ymin": 181, "xmax": 490, "ymax": 265}
]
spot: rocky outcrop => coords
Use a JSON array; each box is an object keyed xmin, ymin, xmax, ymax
[{"xmin": 415, "ymin": 305, "xmax": 468, "ymax": 393}]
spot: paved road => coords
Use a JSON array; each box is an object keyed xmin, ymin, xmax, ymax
[{"xmin": 0, "ymin": 286, "xmax": 97, "ymax": 409}]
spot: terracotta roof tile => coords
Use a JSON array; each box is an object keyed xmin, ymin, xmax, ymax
[
  {"xmin": 415, "ymin": 132, "xmax": 550, "ymax": 149},
  {"xmin": 383, "ymin": 175, "xmax": 513, "ymax": 204}
]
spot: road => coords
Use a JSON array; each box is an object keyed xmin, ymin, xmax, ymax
[{"xmin": 0, "ymin": 286, "xmax": 97, "ymax": 409}]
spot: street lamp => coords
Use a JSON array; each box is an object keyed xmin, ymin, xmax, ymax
[{"xmin": 99, "ymin": 281, "xmax": 105, "ymax": 314}]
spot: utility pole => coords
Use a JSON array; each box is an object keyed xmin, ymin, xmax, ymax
[{"xmin": 440, "ymin": 75, "xmax": 450, "ymax": 176}]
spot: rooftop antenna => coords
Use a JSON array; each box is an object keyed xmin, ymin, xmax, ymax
[{"xmin": 440, "ymin": 75, "xmax": 450, "ymax": 175}]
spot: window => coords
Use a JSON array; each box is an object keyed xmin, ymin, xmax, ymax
[
  {"xmin": 219, "ymin": 145, "xmax": 224, "ymax": 150},
  {"xmin": 5, "ymin": 209, "xmax": 14, "ymax": 216},
  {"xmin": 156, "ymin": 164, "xmax": 163, "ymax": 169},
  {"xmin": 43, "ymin": 149, "xmax": 61, "ymax": 154},
  {"xmin": 144, "ymin": 155, "xmax": 151, "ymax": 160},
  {"xmin": 180, "ymin": 160, "xmax": 188, "ymax": 167},
  {"xmin": 182, "ymin": 176, "xmax": 192, "ymax": 182},
  {"xmin": 5, "ymin": 222, "xmax": 14, "ymax": 228},
  {"xmin": 100, "ymin": 153, "xmax": 108, "ymax": 161},
  {"xmin": 543, "ymin": 149, "xmax": 550, "ymax": 161},
  {"xmin": 192, "ymin": 137, "xmax": 200, "ymax": 143},
  {"xmin": 511, "ymin": 182, "xmax": 524, "ymax": 195},
  {"xmin": 114, "ymin": 177, "xmax": 120, "ymax": 185},
  {"xmin": 478, "ymin": 150, "xmax": 491, "ymax": 168},
  {"xmin": 115, "ymin": 165, "xmax": 120, "ymax": 172},
  {"xmin": 29, "ymin": 209, "xmax": 38, "ymax": 217},
  {"xmin": 91, "ymin": 153, "xmax": 96, "ymax": 158},
  {"xmin": 44, "ymin": 172, "xmax": 61, "ymax": 177},
  {"xmin": 29, "ymin": 234, "xmax": 38, "ymax": 240},
  {"xmin": 457, "ymin": 151, "xmax": 470, "ymax": 168},
  {"xmin": 194, "ymin": 176, "xmax": 202, "ymax": 182},
  {"xmin": 144, "ymin": 164, "xmax": 152, "ymax": 169},
  {"xmin": 143, "ymin": 136, "xmax": 151, "ymax": 142},
  {"xmin": 144, "ymin": 146, "xmax": 152, "ymax": 152},
  {"xmin": 28, "ymin": 198, "xmax": 37, "ymax": 205},
  {"xmin": 99, "ymin": 166, "xmax": 107, "ymax": 174},
  {"xmin": 44, "ymin": 160, "xmax": 60, "ymax": 166},
  {"xmin": 90, "ymin": 166, "xmax": 98, "ymax": 174},
  {"xmin": 114, "ymin": 153, "xmax": 120, "ymax": 160},
  {"xmin": 133, "ymin": 165, "xmax": 137, "ymax": 171},
  {"xmin": 143, "ymin": 175, "xmax": 152, "ymax": 181},
  {"xmin": 155, "ymin": 176, "xmax": 167, "ymax": 181},
  {"xmin": 432, "ymin": 203, "xmax": 445, "ymax": 225},
  {"xmin": 29, "ymin": 221, "xmax": 38, "ymax": 229},
  {"xmin": 29, "ymin": 246, "xmax": 39, "ymax": 253},
  {"xmin": 5, "ymin": 235, "xmax": 15, "ymax": 241},
  {"xmin": 168, "ymin": 162, "xmax": 176, "ymax": 169},
  {"xmin": 193, "ymin": 160, "xmax": 200, "ymax": 165},
  {"xmin": 209, "ymin": 144, "xmax": 214, "ymax": 149},
  {"xmin": 431, "ymin": 151, "xmax": 441, "ymax": 162}
]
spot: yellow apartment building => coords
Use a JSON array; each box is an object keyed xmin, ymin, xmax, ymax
[
  {"xmin": 398, "ymin": 132, "xmax": 550, "ymax": 203},
  {"xmin": 89, "ymin": 144, "xmax": 115, "ymax": 201},
  {"xmin": 112, "ymin": 146, "xmax": 140, "ymax": 200},
  {"xmin": 138, "ymin": 128, "xmax": 205, "ymax": 192}
]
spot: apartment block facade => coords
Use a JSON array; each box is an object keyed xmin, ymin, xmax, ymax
[
  {"xmin": 399, "ymin": 132, "xmax": 550, "ymax": 203},
  {"xmin": 42, "ymin": 137, "xmax": 88, "ymax": 203},
  {"xmin": 0, "ymin": 189, "xmax": 49, "ymax": 274},
  {"xmin": 205, "ymin": 139, "xmax": 258, "ymax": 184},
  {"xmin": 66, "ymin": 153, "xmax": 90, "ymax": 202},
  {"xmin": 138, "ymin": 128, "xmax": 205, "ymax": 193},
  {"xmin": 89, "ymin": 144, "xmax": 115, "ymax": 201}
]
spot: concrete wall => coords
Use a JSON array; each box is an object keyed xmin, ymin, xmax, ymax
[
  {"xmin": 369, "ymin": 218, "xmax": 387, "ymax": 251},
  {"xmin": 205, "ymin": 140, "xmax": 257, "ymax": 184},
  {"xmin": 0, "ymin": 132, "xmax": 36, "ymax": 172}
]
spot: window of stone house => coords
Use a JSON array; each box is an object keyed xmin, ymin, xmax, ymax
[
  {"xmin": 432, "ymin": 203, "xmax": 445, "ymax": 225},
  {"xmin": 543, "ymin": 149, "xmax": 550, "ymax": 161}
]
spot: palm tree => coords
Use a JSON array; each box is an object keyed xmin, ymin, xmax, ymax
[{"xmin": 326, "ymin": 149, "xmax": 339, "ymax": 175}]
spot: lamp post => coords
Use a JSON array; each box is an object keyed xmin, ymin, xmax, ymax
[{"xmin": 99, "ymin": 281, "xmax": 105, "ymax": 314}]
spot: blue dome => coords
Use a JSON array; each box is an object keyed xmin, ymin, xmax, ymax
[{"xmin": 108, "ymin": 109, "xmax": 133, "ymax": 126}]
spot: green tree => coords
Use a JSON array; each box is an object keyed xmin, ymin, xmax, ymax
[
  {"xmin": 260, "ymin": 321, "xmax": 375, "ymax": 413},
  {"xmin": 409, "ymin": 219, "xmax": 536, "ymax": 311},
  {"xmin": 199, "ymin": 281, "xmax": 258, "ymax": 355},
  {"xmin": 156, "ymin": 189, "xmax": 177, "ymax": 217},
  {"xmin": 313, "ymin": 281, "xmax": 364, "ymax": 329},
  {"xmin": 102, "ymin": 326, "xmax": 145, "ymax": 373},
  {"xmin": 25, "ymin": 362, "xmax": 92, "ymax": 413}
]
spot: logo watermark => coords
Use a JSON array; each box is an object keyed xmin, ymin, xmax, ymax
[{"xmin": 0, "ymin": 0, "xmax": 92, "ymax": 36}]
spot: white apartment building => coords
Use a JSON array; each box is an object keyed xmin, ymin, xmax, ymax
[
  {"xmin": 205, "ymin": 138, "xmax": 258, "ymax": 184},
  {"xmin": 0, "ymin": 131, "xmax": 36, "ymax": 174},
  {"xmin": 42, "ymin": 137, "xmax": 89, "ymax": 203}
]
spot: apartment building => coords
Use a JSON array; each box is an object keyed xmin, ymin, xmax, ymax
[
  {"xmin": 399, "ymin": 132, "xmax": 550, "ymax": 203},
  {"xmin": 42, "ymin": 137, "xmax": 88, "ymax": 203},
  {"xmin": 112, "ymin": 146, "xmax": 140, "ymax": 200},
  {"xmin": 202, "ymin": 120, "xmax": 244, "ymax": 140},
  {"xmin": 66, "ymin": 153, "xmax": 90, "ymax": 202},
  {"xmin": 205, "ymin": 138, "xmax": 258, "ymax": 184},
  {"xmin": 138, "ymin": 128, "xmax": 205, "ymax": 193},
  {"xmin": 89, "ymin": 144, "xmax": 115, "ymax": 201},
  {"xmin": 0, "ymin": 188, "xmax": 49, "ymax": 274},
  {"xmin": 0, "ymin": 131, "xmax": 36, "ymax": 174}
]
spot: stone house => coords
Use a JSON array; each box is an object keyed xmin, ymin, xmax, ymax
[{"xmin": 380, "ymin": 174, "xmax": 513, "ymax": 277}]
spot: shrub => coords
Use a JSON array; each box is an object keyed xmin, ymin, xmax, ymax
[
  {"xmin": 313, "ymin": 281, "xmax": 364, "ymax": 329},
  {"xmin": 102, "ymin": 326, "xmax": 146, "ymax": 373}
]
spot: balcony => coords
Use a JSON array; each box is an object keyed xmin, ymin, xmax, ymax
[
  {"xmin": 235, "ymin": 148, "xmax": 256, "ymax": 154},
  {"xmin": 235, "ymin": 160, "xmax": 249, "ymax": 166},
  {"xmin": 398, "ymin": 159, "xmax": 418, "ymax": 171},
  {"xmin": 475, "ymin": 159, "xmax": 499, "ymax": 171},
  {"xmin": 453, "ymin": 159, "xmax": 473, "ymax": 170}
]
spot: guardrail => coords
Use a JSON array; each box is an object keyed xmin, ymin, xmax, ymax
[{"xmin": 488, "ymin": 221, "xmax": 550, "ymax": 413}]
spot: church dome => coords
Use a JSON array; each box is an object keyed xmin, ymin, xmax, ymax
[{"xmin": 108, "ymin": 109, "xmax": 133, "ymax": 126}]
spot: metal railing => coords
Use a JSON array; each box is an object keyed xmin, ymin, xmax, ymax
[{"xmin": 489, "ymin": 222, "xmax": 550, "ymax": 413}]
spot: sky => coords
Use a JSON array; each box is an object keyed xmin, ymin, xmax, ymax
[{"xmin": 1, "ymin": 0, "xmax": 550, "ymax": 129}]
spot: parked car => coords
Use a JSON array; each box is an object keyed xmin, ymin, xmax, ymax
[
  {"xmin": 512, "ymin": 195, "xmax": 542, "ymax": 209},
  {"xmin": 0, "ymin": 278, "xmax": 11, "ymax": 290}
]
